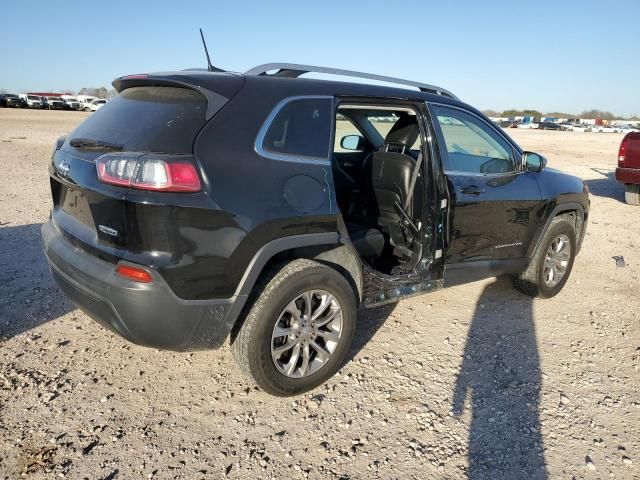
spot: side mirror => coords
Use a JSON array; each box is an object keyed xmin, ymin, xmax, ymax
[
  {"xmin": 340, "ymin": 135, "xmax": 365, "ymax": 151},
  {"xmin": 523, "ymin": 151, "xmax": 547, "ymax": 172}
]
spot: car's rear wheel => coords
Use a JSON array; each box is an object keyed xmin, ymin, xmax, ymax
[
  {"xmin": 625, "ymin": 184, "xmax": 640, "ymax": 206},
  {"xmin": 232, "ymin": 259, "xmax": 357, "ymax": 396},
  {"xmin": 514, "ymin": 215, "xmax": 577, "ymax": 298}
]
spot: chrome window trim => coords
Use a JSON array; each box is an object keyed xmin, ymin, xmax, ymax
[
  {"xmin": 427, "ymin": 102, "xmax": 524, "ymax": 176},
  {"xmin": 339, "ymin": 105, "xmax": 416, "ymax": 113},
  {"xmin": 254, "ymin": 95, "xmax": 334, "ymax": 166}
]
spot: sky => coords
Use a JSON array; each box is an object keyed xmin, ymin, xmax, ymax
[{"xmin": 1, "ymin": 1, "xmax": 639, "ymax": 116}]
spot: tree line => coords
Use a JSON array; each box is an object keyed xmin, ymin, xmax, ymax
[
  {"xmin": 77, "ymin": 87, "xmax": 118, "ymax": 99},
  {"xmin": 482, "ymin": 108, "xmax": 639, "ymax": 121}
]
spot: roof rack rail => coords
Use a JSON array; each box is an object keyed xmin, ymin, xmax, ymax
[{"xmin": 245, "ymin": 63, "xmax": 458, "ymax": 100}]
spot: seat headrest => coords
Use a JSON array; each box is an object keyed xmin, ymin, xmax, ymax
[{"xmin": 384, "ymin": 114, "xmax": 419, "ymax": 149}]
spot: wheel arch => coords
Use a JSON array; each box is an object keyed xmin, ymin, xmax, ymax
[
  {"xmin": 227, "ymin": 233, "xmax": 364, "ymax": 339},
  {"xmin": 528, "ymin": 203, "xmax": 586, "ymax": 258}
]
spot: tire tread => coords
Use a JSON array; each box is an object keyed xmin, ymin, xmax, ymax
[
  {"xmin": 625, "ymin": 184, "xmax": 640, "ymax": 206},
  {"xmin": 514, "ymin": 215, "xmax": 576, "ymax": 298}
]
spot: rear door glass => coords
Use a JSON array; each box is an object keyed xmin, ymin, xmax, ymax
[
  {"xmin": 261, "ymin": 98, "xmax": 332, "ymax": 160},
  {"xmin": 66, "ymin": 86, "xmax": 207, "ymax": 155}
]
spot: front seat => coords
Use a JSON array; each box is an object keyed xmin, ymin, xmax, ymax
[{"xmin": 362, "ymin": 114, "xmax": 422, "ymax": 250}]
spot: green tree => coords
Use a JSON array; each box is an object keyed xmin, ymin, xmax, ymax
[{"xmin": 580, "ymin": 109, "xmax": 615, "ymax": 120}]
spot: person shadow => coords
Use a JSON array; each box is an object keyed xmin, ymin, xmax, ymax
[{"xmin": 452, "ymin": 277, "xmax": 547, "ymax": 479}]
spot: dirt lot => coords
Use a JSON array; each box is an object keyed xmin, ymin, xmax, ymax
[{"xmin": 0, "ymin": 109, "xmax": 638, "ymax": 479}]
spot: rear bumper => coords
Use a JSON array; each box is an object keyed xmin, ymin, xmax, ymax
[
  {"xmin": 616, "ymin": 167, "xmax": 640, "ymax": 185},
  {"xmin": 41, "ymin": 220, "xmax": 245, "ymax": 351}
]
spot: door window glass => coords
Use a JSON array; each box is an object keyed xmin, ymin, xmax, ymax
[{"xmin": 432, "ymin": 105, "xmax": 516, "ymax": 174}]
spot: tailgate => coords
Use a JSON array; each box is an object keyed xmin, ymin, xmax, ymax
[{"xmin": 50, "ymin": 149, "xmax": 128, "ymax": 250}]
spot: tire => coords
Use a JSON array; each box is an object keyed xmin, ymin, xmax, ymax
[
  {"xmin": 232, "ymin": 258, "xmax": 357, "ymax": 396},
  {"xmin": 514, "ymin": 215, "xmax": 577, "ymax": 298},
  {"xmin": 84, "ymin": 107, "xmax": 90, "ymax": 112},
  {"xmin": 625, "ymin": 184, "xmax": 640, "ymax": 206}
]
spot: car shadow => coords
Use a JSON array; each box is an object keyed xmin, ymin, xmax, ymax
[
  {"xmin": 452, "ymin": 277, "xmax": 547, "ymax": 479},
  {"xmin": 584, "ymin": 168, "xmax": 625, "ymax": 202},
  {"xmin": 0, "ymin": 223, "xmax": 73, "ymax": 341}
]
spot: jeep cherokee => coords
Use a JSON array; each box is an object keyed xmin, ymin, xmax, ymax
[{"xmin": 42, "ymin": 63, "xmax": 589, "ymax": 396}]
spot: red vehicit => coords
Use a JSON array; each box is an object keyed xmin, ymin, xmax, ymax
[{"xmin": 616, "ymin": 132, "xmax": 640, "ymax": 205}]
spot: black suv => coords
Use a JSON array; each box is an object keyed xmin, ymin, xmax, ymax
[
  {"xmin": 42, "ymin": 63, "xmax": 589, "ymax": 396},
  {"xmin": 0, "ymin": 93, "xmax": 27, "ymax": 108}
]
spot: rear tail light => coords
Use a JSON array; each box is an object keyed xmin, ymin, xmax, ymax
[
  {"xmin": 96, "ymin": 154, "xmax": 201, "ymax": 192},
  {"xmin": 618, "ymin": 134, "xmax": 630, "ymax": 166},
  {"xmin": 116, "ymin": 264, "xmax": 153, "ymax": 283}
]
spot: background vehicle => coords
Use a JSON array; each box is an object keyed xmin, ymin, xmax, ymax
[
  {"xmin": 565, "ymin": 123, "xmax": 591, "ymax": 132},
  {"xmin": 42, "ymin": 65, "xmax": 589, "ymax": 396},
  {"xmin": 39, "ymin": 96, "xmax": 50, "ymax": 109},
  {"xmin": 0, "ymin": 93, "xmax": 27, "ymax": 108},
  {"xmin": 89, "ymin": 99, "xmax": 107, "ymax": 111},
  {"xmin": 616, "ymin": 132, "xmax": 640, "ymax": 205},
  {"xmin": 18, "ymin": 94, "xmax": 43, "ymax": 109},
  {"xmin": 77, "ymin": 95, "xmax": 97, "ymax": 111},
  {"xmin": 518, "ymin": 122, "xmax": 539, "ymax": 129},
  {"xmin": 610, "ymin": 124, "xmax": 637, "ymax": 134},
  {"xmin": 60, "ymin": 95, "xmax": 82, "ymax": 110},
  {"xmin": 46, "ymin": 96, "xmax": 66, "ymax": 110},
  {"xmin": 592, "ymin": 124, "xmax": 618, "ymax": 133},
  {"xmin": 538, "ymin": 122, "xmax": 566, "ymax": 131}
]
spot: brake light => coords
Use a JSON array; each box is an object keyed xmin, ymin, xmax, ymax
[
  {"xmin": 121, "ymin": 74, "xmax": 148, "ymax": 80},
  {"xmin": 116, "ymin": 264, "xmax": 153, "ymax": 283},
  {"xmin": 96, "ymin": 154, "xmax": 201, "ymax": 192},
  {"xmin": 619, "ymin": 135, "xmax": 630, "ymax": 166}
]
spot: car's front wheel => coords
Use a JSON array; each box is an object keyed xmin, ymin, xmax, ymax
[
  {"xmin": 232, "ymin": 259, "xmax": 357, "ymax": 396},
  {"xmin": 514, "ymin": 215, "xmax": 577, "ymax": 298}
]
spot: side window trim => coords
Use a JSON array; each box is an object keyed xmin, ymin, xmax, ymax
[
  {"xmin": 427, "ymin": 102, "xmax": 523, "ymax": 176},
  {"xmin": 254, "ymin": 95, "xmax": 334, "ymax": 166}
]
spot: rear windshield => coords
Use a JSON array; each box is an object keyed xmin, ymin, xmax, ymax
[{"xmin": 66, "ymin": 86, "xmax": 206, "ymax": 154}]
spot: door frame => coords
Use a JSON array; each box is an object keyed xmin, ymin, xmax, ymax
[{"xmin": 333, "ymin": 97, "xmax": 449, "ymax": 307}]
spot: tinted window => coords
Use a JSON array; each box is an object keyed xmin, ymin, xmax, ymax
[
  {"xmin": 262, "ymin": 98, "xmax": 332, "ymax": 159},
  {"xmin": 432, "ymin": 105, "xmax": 516, "ymax": 174},
  {"xmin": 66, "ymin": 86, "xmax": 207, "ymax": 154}
]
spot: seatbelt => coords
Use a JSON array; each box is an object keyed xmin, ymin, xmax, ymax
[{"xmin": 404, "ymin": 151, "xmax": 423, "ymax": 212}]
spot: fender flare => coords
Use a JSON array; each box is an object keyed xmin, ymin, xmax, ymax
[
  {"xmin": 224, "ymin": 232, "xmax": 364, "ymax": 331},
  {"xmin": 528, "ymin": 202, "xmax": 586, "ymax": 257}
]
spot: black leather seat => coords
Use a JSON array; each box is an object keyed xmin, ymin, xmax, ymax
[
  {"xmin": 347, "ymin": 223, "xmax": 385, "ymax": 258},
  {"xmin": 361, "ymin": 114, "xmax": 421, "ymax": 248}
]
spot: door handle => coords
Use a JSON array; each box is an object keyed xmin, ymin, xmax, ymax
[{"xmin": 459, "ymin": 185, "xmax": 485, "ymax": 195}]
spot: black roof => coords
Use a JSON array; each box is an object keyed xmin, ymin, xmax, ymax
[{"xmin": 112, "ymin": 69, "xmax": 468, "ymax": 113}]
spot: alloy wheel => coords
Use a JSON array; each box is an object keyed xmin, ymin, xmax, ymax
[{"xmin": 271, "ymin": 290, "xmax": 343, "ymax": 378}]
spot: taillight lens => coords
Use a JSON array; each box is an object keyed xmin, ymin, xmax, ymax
[
  {"xmin": 619, "ymin": 135, "xmax": 630, "ymax": 166},
  {"xmin": 96, "ymin": 154, "xmax": 201, "ymax": 192}
]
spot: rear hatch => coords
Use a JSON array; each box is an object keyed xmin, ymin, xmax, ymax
[{"xmin": 50, "ymin": 84, "xmax": 213, "ymax": 256}]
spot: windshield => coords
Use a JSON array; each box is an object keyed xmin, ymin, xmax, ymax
[{"xmin": 28, "ymin": 96, "xmax": 40, "ymax": 101}]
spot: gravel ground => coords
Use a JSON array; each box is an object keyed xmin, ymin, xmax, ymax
[{"xmin": 0, "ymin": 109, "xmax": 638, "ymax": 479}]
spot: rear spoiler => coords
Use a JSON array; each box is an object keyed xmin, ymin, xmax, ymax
[{"xmin": 112, "ymin": 72, "xmax": 245, "ymax": 120}]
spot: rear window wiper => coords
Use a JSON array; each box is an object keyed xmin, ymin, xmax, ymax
[{"xmin": 69, "ymin": 138, "xmax": 123, "ymax": 151}]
